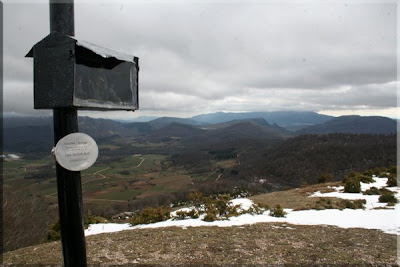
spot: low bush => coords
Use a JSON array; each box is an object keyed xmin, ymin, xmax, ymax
[
  {"xmin": 344, "ymin": 178, "xmax": 361, "ymax": 193},
  {"xmin": 379, "ymin": 194, "xmax": 398, "ymax": 204},
  {"xmin": 118, "ymin": 170, "xmax": 130, "ymax": 175},
  {"xmin": 188, "ymin": 190, "xmax": 204, "ymax": 208},
  {"xmin": 84, "ymin": 214, "xmax": 108, "ymax": 229},
  {"xmin": 387, "ymin": 175, "xmax": 397, "ymax": 187},
  {"xmin": 317, "ymin": 173, "xmax": 334, "ymax": 184},
  {"xmin": 378, "ymin": 172, "xmax": 389, "ymax": 178},
  {"xmin": 313, "ymin": 198, "xmax": 365, "ymax": 210},
  {"xmin": 202, "ymin": 194, "xmax": 242, "ymax": 221},
  {"xmin": 130, "ymin": 206, "xmax": 171, "ymax": 226},
  {"xmin": 47, "ymin": 221, "xmax": 61, "ymax": 241},
  {"xmin": 300, "ymin": 181, "xmax": 309, "ymax": 188},
  {"xmin": 343, "ymin": 171, "xmax": 374, "ymax": 184},
  {"xmin": 47, "ymin": 213, "xmax": 108, "ymax": 242},
  {"xmin": 359, "ymin": 175, "xmax": 374, "ymax": 184},
  {"xmin": 342, "ymin": 171, "xmax": 359, "ymax": 183},
  {"xmin": 203, "ymin": 213, "xmax": 217, "ymax": 222},
  {"xmin": 270, "ymin": 204, "xmax": 286, "ymax": 217},
  {"xmin": 363, "ymin": 187, "xmax": 381, "ymax": 195},
  {"xmin": 363, "ymin": 167, "xmax": 394, "ymax": 177},
  {"xmin": 388, "ymin": 166, "xmax": 397, "ymax": 175},
  {"xmin": 174, "ymin": 209, "xmax": 199, "ymax": 220},
  {"xmin": 174, "ymin": 194, "xmax": 271, "ymax": 222},
  {"xmin": 245, "ymin": 203, "xmax": 269, "ymax": 215},
  {"xmin": 314, "ymin": 198, "xmax": 334, "ymax": 210},
  {"xmin": 344, "ymin": 199, "xmax": 366, "ymax": 209},
  {"xmin": 371, "ymin": 167, "xmax": 384, "ymax": 176}
]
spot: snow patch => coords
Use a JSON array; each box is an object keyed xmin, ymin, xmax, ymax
[{"xmin": 85, "ymin": 177, "xmax": 400, "ymax": 237}]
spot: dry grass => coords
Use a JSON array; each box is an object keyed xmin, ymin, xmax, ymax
[
  {"xmin": 251, "ymin": 182, "xmax": 342, "ymax": 210},
  {"xmin": 216, "ymin": 159, "xmax": 237, "ymax": 169},
  {"xmin": 3, "ymin": 223, "xmax": 397, "ymax": 266},
  {"xmin": 4, "ymin": 181, "xmax": 397, "ymax": 266}
]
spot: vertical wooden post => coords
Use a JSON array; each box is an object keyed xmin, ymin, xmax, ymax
[{"xmin": 50, "ymin": 1, "xmax": 87, "ymax": 266}]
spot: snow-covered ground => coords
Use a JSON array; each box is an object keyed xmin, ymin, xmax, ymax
[
  {"xmin": 86, "ymin": 177, "xmax": 400, "ymax": 236},
  {"xmin": 1, "ymin": 154, "xmax": 20, "ymax": 159}
]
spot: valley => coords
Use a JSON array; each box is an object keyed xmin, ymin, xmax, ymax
[{"xmin": 2, "ymin": 112, "xmax": 397, "ymax": 254}]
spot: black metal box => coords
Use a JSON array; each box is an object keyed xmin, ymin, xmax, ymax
[{"xmin": 26, "ymin": 32, "xmax": 139, "ymax": 111}]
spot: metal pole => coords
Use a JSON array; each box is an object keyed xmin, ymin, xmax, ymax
[{"xmin": 50, "ymin": 1, "xmax": 87, "ymax": 266}]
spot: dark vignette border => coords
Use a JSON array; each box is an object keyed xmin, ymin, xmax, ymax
[{"xmin": 0, "ymin": 1, "xmax": 4, "ymax": 265}]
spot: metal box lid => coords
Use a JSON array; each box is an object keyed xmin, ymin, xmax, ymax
[{"xmin": 26, "ymin": 32, "xmax": 139, "ymax": 111}]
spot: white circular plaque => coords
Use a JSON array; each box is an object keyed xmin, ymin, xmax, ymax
[{"xmin": 54, "ymin": 133, "xmax": 98, "ymax": 171}]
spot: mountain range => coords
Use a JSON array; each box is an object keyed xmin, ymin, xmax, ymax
[{"xmin": 3, "ymin": 111, "xmax": 396, "ymax": 154}]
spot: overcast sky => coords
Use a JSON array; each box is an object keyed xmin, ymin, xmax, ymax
[{"xmin": 3, "ymin": 0, "xmax": 398, "ymax": 119}]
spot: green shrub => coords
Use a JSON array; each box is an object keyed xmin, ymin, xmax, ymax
[
  {"xmin": 47, "ymin": 221, "xmax": 61, "ymax": 241},
  {"xmin": 315, "ymin": 198, "xmax": 333, "ymax": 210},
  {"xmin": 188, "ymin": 209, "xmax": 199, "ymax": 218},
  {"xmin": 344, "ymin": 199, "xmax": 366, "ymax": 209},
  {"xmin": 387, "ymin": 175, "xmax": 397, "ymax": 187},
  {"xmin": 363, "ymin": 187, "xmax": 381, "ymax": 195},
  {"xmin": 214, "ymin": 194, "xmax": 231, "ymax": 216},
  {"xmin": 130, "ymin": 206, "xmax": 171, "ymax": 226},
  {"xmin": 201, "ymin": 194, "xmax": 240, "ymax": 221},
  {"xmin": 343, "ymin": 171, "xmax": 374, "ymax": 184},
  {"xmin": 47, "ymin": 229, "xmax": 61, "ymax": 241},
  {"xmin": 318, "ymin": 173, "xmax": 334, "ymax": 183},
  {"xmin": 270, "ymin": 204, "xmax": 286, "ymax": 217},
  {"xmin": 225, "ymin": 204, "xmax": 241, "ymax": 218},
  {"xmin": 300, "ymin": 181, "xmax": 309, "ymax": 188},
  {"xmin": 342, "ymin": 171, "xmax": 359, "ymax": 183},
  {"xmin": 174, "ymin": 209, "xmax": 199, "ymax": 220},
  {"xmin": 230, "ymin": 169, "xmax": 239, "ymax": 175},
  {"xmin": 84, "ymin": 214, "xmax": 107, "ymax": 229},
  {"xmin": 359, "ymin": 175, "xmax": 374, "ymax": 184},
  {"xmin": 188, "ymin": 190, "xmax": 203, "ymax": 208},
  {"xmin": 378, "ymin": 172, "xmax": 389, "ymax": 178},
  {"xmin": 379, "ymin": 194, "xmax": 398, "ymax": 204},
  {"xmin": 174, "ymin": 210, "xmax": 188, "ymax": 220},
  {"xmin": 257, "ymin": 203, "xmax": 270, "ymax": 210},
  {"xmin": 310, "ymin": 198, "xmax": 366, "ymax": 210},
  {"xmin": 244, "ymin": 203, "xmax": 269, "ymax": 215},
  {"xmin": 203, "ymin": 213, "xmax": 217, "ymax": 222},
  {"xmin": 344, "ymin": 178, "xmax": 361, "ymax": 193},
  {"xmin": 388, "ymin": 166, "xmax": 397, "ymax": 175},
  {"xmin": 372, "ymin": 167, "xmax": 382, "ymax": 176},
  {"xmin": 47, "ymin": 213, "xmax": 108, "ymax": 242},
  {"xmin": 363, "ymin": 169, "xmax": 374, "ymax": 177}
]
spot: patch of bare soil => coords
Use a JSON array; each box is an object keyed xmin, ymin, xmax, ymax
[{"xmin": 3, "ymin": 222, "xmax": 398, "ymax": 266}]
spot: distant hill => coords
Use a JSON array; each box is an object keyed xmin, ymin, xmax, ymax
[
  {"xmin": 202, "ymin": 120, "xmax": 290, "ymax": 142},
  {"xmin": 3, "ymin": 116, "xmax": 52, "ymax": 128},
  {"xmin": 200, "ymin": 118, "xmax": 290, "ymax": 133},
  {"xmin": 78, "ymin": 117, "xmax": 132, "ymax": 138},
  {"xmin": 297, "ymin": 116, "xmax": 397, "ymax": 135},
  {"xmin": 3, "ymin": 116, "xmax": 140, "ymax": 154},
  {"xmin": 237, "ymin": 133, "xmax": 396, "ymax": 189},
  {"xmin": 114, "ymin": 116, "xmax": 159, "ymax": 123},
  {"xmin": 147, "ymin": 122, "xmax": 206, "ymax": 141},
  {"xmin": 147, "ymin": 117, "xmax": 204, "ymax": 129},
  {"xmin": 3, "ymin": 124, "xmax": 53, "ymax": 154},
  {"xmin": 191, "ymin": 111, "xmax": 332, "ymax": 129},
  {"xmin": 4, "ymin": 113, "xmax": 396, "ymax": 155}
]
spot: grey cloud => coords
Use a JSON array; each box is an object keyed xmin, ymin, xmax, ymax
[{"xmin": 3, "ymin": 2, "xmax": 398, "ymax": 118}]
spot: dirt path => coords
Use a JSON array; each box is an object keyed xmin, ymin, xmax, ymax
[
  {"xmin": 45, "ymin": 167, "xmax": 111, "ymax": 199},
  {"xmin": 133, "ymin": 157, "xmax": 145, "ymax": 168},
  {"xmin": 92, "ymin": 167, "xmax": 110, "ymax": 178}
]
